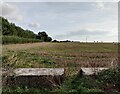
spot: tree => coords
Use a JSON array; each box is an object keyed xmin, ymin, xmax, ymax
[
  {"xmin": 1, "ymin": 16, "xmax": 53, "ymax": 42},
  {"xmin": 52, "ymin": 40, "xmax": 59, "ymax": 42},
  {"xmin": 38, "ymin": 31, "xmax": 48, "ymax": 37},
  {"xmin": 46, "ymin": 36, "xmax": 52, "ymax": 42},
  {"xmin": 1, "ymin": 16, "xmax": 36, "ymax": 39},
  {"xmin": 37, "ymin": 31, "xmax": 52, "ymax": 42}
]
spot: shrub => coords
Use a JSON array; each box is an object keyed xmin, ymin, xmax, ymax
[
  {"xmin": 2, "ymin": 36, "xmax": 42, "ymax": 44},
  {"xmin": 97, "ymin": 68, "xmax": 120, "ymax": 92}
]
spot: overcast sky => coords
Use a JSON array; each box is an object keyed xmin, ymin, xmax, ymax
[{"xmin": 0, "ymin": 1, "xmax": 118, "ymax": 42}]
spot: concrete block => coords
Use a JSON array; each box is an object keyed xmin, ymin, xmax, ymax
[
  {"xmin": 80, "ymin": 67, "xmax": 109, "ymax": 75},
  {"xmin": 3, "ymin": 68, "xmax": 65, "ymax": 89}
]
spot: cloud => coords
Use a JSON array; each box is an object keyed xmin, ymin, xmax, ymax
[
  {"xmin": 28, "ymin": 23, "xmax": 40, "ymax": 28},
  {"xmin": 54, "ymin": 29, "xmax": 109, "ymax": 40},
  {"xmin": 96, "ymin": 1, "xmax": 105, "ymax": 10},
  {"xmin": 0, "ymin": 2, "xmax": 23, "ymax": 21},
  {"xmin": 2, "ymin": 0, "xmax": 119, "ymax": 2},
  {"xmin": 0, "ymin": 2, "xmax": 117, "ymax": 42}
]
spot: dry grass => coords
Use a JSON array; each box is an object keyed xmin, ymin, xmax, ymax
[{"xmin": 2, "ymin": 42, "xmax": 118, "ymax": 76}]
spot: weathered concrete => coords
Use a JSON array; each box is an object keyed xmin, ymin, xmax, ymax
[
  {"xmin": 14, "ymin": 68, "xmax": 64, "ymax": 76},
  {"xmin": 80, "ymin": 67, "xmax": 109, "ymax": 75},
  {"xmin": 3, "ymin": 68, "xmax": 65, "ymax": 89}
]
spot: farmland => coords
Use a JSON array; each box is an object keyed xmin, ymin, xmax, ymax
[
  {"xmin": 2, "ymin": 42, "xmax": 118, "ymax": 76},
  {"xmin": 2, "ymin": 42, "xmax": 120, "ymax": 93}
]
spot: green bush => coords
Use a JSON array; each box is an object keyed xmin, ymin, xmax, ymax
[
  {"xmin": 2, "ymin": 87, "xmax": 50, "ymax": 94},
  {"xmin": 2, "ymin": 36, "xmax": 42, "ymax": 44},
  {"xmin": 54, "ymin": 68, "xmax": 120, "ymax": 93},
  {"xmin": 54, "ymin": 75, "xmax": 103, "ymax": 93},
  {"xmin": 97, "ymin": 68, "xmax": 120, "ymax": 92}
]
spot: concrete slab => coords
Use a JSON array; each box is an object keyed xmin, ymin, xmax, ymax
[
  {"xmin": 3, "ymin": 68, "xmax": 65, "ymax": 88},
  {"xmin": 81, "ymin": 67, "xmax": 109, "ymax": 75},
  {"xmin": 14, "ymin": 68, "xmax": 64, "ymax": 76}
]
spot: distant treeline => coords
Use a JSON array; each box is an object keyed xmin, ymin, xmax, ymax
[
  {"xmin": 1, "ymin": 16, "xmax": 52, "ymax": 44},
  {"xmin": 52, "ymin": 40, "xmax": 71, "ymax": 43}
]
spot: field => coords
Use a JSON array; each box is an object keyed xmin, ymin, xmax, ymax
[
  {"xmin": 2, "ymin": 42, "xmax": 120, "ymax": 93},
  {"xmin": 2, "ymin": 42, "xmax": 118, "ymax": 76}
]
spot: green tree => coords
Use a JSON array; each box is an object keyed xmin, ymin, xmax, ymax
[
  {"xmin": 1, "ymin": 16, "xmax": 52, "ymax": 42},
  {"xmin": 36, "ymin": 31, "xmax": 52, "ymax": 42},
  {"xmin": 46, "ymin": 36, "xmax": 52, "ymax": 42}
]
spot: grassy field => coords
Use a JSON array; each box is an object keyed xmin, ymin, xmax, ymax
[
  {"xmin": 2, "ymin": 42, "xmax": 120, "ymax": 93},
  {"xmin": 2, "ymin": 42, "xmax": 118, "ymax": 76}
]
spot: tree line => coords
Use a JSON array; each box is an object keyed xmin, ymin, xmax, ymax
[{"xmin": 1, "ymin": 16, "xmax": 52, "ymax": 42}]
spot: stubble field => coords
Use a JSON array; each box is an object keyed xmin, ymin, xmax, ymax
[{"xmin": 2, "ymin": 42, "xmax": 118, "ymax": 76}]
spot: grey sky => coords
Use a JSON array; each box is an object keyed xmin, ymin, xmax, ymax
[{"xmin": 1, "ymin": 1, "xmax": 118, "ymax": 42}]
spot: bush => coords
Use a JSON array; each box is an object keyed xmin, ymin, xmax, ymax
[
  {"xmin": 54, "ymin": 75, "xmax": 103, "ymax": 93},
  {"xmin": 2, "ymin": 36, "xmax": 42, "ymax": 44},
  {"xmin": 97, "ymin": 67, "xmax": 120, "ymax": 92},
  {"xmin": 2, "ymin": 87, "xmax": 50, "ymax": 94}
]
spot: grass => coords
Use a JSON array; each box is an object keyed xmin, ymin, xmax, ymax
[
  {"xmin": 2, "ymin": 42, "xmax": 118, "ymax": 76},
  {"xmin": 2, "ymin": 42, "xmax": 119, "ymax": 93},
  {"xmin": 53, "ymin": 67, "xmax": 120, "ymax": 93},
  {"xmin": 2, "ymin": 87, "xmax": 50, "ymax": 94},
  {"xmin": 2, "ymin": 68, "xmax": 120, "ymax": 93},
  {"xmin": 2, "ymin": 36, "xmax": 42, "ymax": 44},
  {"xmin": 2, "ymin": 50, "xmax": 56, "ymax": 68}
]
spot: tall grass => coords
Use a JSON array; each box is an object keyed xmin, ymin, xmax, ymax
[{"xmin": 2, "ymin": 36, "xmax": 42, "ymax": 44}]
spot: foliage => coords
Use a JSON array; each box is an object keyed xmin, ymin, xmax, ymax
[
  {"xmin": 2, "ymin": 50, "xmax": 56, "ymax": 68},
  {"xmin": 2, "ymin": 68, "xmax": 120, "ymax": 94},
  {"xmin": 1, "ymin": 16, "xmax": 52, "ymax": 44},
  {"xmin": 36, "ymin": 31, "xmax": 52, "ymax": 42},
  {"xmin": 2, "ymin": 86, "xmax": 49, "ymax": 94},
  {"xmin": 2, "ymin": 36, "xmax": 42, "ymax": 44},
  {"xmin": 97, "ymin": 68, "xmax": 120, "ymax": 92},
  {"xmin": 2, "ymin": 17, "xmax": 36, "ymax": 38},
  {"xmin": 52, "ymin": 40, "xmax": 59, "ymax": 42},
  {"xmin": 53, "ymin": 75, "xmax": 104, "ymax": 93},
  {"xmin": 53, "ymin": 68, "xmax": 120, "ymax": 93}
]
